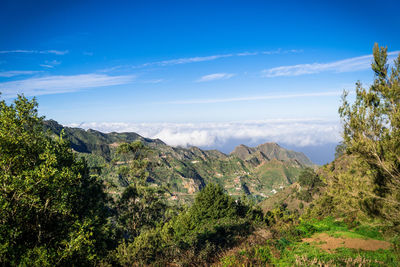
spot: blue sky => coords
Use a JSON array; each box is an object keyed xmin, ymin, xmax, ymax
[{"xmin": 1, "ymin": 0, "xmax": 400, "ymax": 164}]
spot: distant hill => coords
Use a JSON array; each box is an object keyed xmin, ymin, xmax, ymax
[
  {"xmin": 44, "ymin": 120, "xmax": 315, "ymax": 203},
  {"xmin": 231, "ymin": 143, "xmax": 314, "ymax": 166}
]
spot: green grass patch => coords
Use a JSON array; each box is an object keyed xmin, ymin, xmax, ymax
[
  {"xmin": 331, "ymin": 231, "xmax": 371, "ymax": 239},
  {"xmin": 296, "ymin": 217, "xmax": 348, "ymax": 238},
  {"xmin": 296, "ymin": 217, "xmax": 384, "ymax": 241},
  {"xmin": 353, "ymin": 225, "xmax": 384, "ymax": 240},
  {"xmin": 275, "ymin": 242, "xmax": 398, "ymax": 266},
  {"xmin": 330, "ymin": 227, "xmax": 383, "ymax": 240}
]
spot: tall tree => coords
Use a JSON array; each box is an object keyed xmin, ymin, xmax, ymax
[
  {"xmin": 0, "ymin": 95, "xmax": 110, "ymax": 265},
  {"xmin": 114, "ymin": 141, "xmax": 166, "ymax": 239},
  {"xmin": 339, "ymin": 43, "xmax": 400, "ymax": 224}
]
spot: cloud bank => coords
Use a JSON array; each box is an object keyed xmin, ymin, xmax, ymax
[
  {"xmin": 67, "ymin": 119, "xmax": 341, "ymax": 148},
  {"xmin": 262, "ymin": 51, "xmax": 400, "ymax": 77},
  {"xmin": 166, "ymin": 91, "xmax": 342, "ymax": 104},
  {"xmin": 0, "ymin": 73, "xmax": 135, "ymax": 97}
]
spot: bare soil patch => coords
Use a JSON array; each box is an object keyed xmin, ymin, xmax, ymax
[
  {"xmin": 302, "ymin": 233, "xmax": 391, "ymax": 252},
  {"xmin": 109, "ymin": 142, "xmax": 120, "ymax": 147}
]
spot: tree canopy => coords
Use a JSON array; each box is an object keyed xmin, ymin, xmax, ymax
[
  {"xmin": 0, "ymin": 95, "xmax": 110, "ymax": 265},
  {"xmin": 339, "ymin": 43, "xmax": 400, "ymax": 224}
]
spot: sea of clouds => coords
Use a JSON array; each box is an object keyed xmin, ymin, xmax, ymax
[{"xmin": 67, "ymin": 118, "xmax": 341, "ymax": 148}]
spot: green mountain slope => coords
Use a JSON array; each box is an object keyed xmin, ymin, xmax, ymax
[
  {"xmin": 231, "ymin": 143, "xmax": 313, "ymax": 166},
  {"xmin": 44, "ymin": 120, "xmax": 314, "ymax": 203}
]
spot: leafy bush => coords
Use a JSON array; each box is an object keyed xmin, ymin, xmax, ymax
[
  {"xmin": 298, "ymin": 167, "xmax": 323, "ymax": 189},
  {"xmin": 164, "ymin": 183, "xmax": 257, "ymax": 264},
  {"xmin": 0, "ymin": 96, "xmax": 111, "ymax": 266},
  {"xmin": 115, "ymin": 229, "xmax": 166, "ymax": 266},
  {"xmin": 298, "ymin": 190, "xmax": 313, "ymax": 202},
  {"xmin": 112, "ymin": 183, "xmax": 260, "ymax": 265},
  {"xmin": 219, "ymin": 245, "xmax": 272, "ymax": 266}
]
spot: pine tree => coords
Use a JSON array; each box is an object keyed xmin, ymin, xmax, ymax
[{"xmin": 339, "ymin": 43, "xmax": 400, "ymax": 225}]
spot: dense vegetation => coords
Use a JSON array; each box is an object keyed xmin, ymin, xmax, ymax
[
  {"xmin": 1, "ymin": 43, "xmax": 399, "ymax": 266},
  {"xmin": 0, "ymin": 96, "xmax": 111, "ymax": 265}
]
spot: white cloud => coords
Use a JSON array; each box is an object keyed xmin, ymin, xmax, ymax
[
  {"xmin": 196, "ymin": 73, "xmax": 235, "ymax": 82},
  {"xmin": 141, "ymin": 79, "xmax": 164, "ymax": 84},
  {"xmin": 236, "ymin": 52, "xmax": 259, "ymax": 56},
  {"xmin": 139, "ymin": 54, "xmax": 233, "ymax": 68},
  {"xmin": 98, "ymin": 49, "xmax": 302, "ymax": 73},
  {"xmin": 67, "ymin": 119, "xmax": 341, "ymax": 148},
  {"xmin": 131, "ymin": 49, "xmax": 301, "ymax": 69},
  {"xmin": 45, "ymin": 50, "xmax": 69, "ymax": 55},
  {"xmin": 0, "ymin": 70, "xmax": 42, "ymax": 77},
  {"xmin": 262, "ymin": 51, "xmax": 400, "ymax": 77},
  {"xmin": 166, "ymin": 91, "xmax": 342, "ymax": 104},
  {"xmin": 0, "ymin": 73, "xmax": 135, "ymax": 98},
  {"xmin": 40, "ymin": 60, "xmax": 61, "ymax": 68},
  {"xmin": 0, "ymin": 49, "xmax": 69, "ymax": 55}
]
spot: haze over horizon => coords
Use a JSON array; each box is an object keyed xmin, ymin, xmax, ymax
[{"xmin": 1, "ymin": 0, "xmax": 400, "ymax": 164}]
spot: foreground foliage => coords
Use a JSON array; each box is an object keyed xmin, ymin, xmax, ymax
[
  {"xmin": 0, "ymin": 96, "xmax": 111, "ymax": 265},
  {"xmin": 114, "ymin": 183, "xmax": 263, "ymax": 266},
  {"xmin": 218, "ymin": 217, "xmax": 399, "ymax": 266},
  {"xmin": 340, "ymin": 43, "xmax": 400, "ymax": 225}
]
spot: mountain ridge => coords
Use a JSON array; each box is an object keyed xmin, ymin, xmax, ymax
[{"xmin": 44, "ymin": 120, "xmax": 314, "ymax": 202}]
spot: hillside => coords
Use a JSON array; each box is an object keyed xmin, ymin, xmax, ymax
[
  {"xmin": 44, "ymin": 120, "xmax": 314, "ymax": 202},
  {"xmin": 231, "ymin": 143, "xmax": 314, "ymax": 166}
]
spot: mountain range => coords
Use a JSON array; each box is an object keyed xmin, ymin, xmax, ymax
[{"xmin": 44, "ymin": 120, "xmax": 315, "ymax": 203}]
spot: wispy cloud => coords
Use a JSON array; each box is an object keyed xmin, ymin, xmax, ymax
[
  {"xmin": 68, "ymin": 118, "xmax": 340, "ymax": 148},
  {"xmin": 196, "ymin": 73, "xmax": 235, "ymax": 82},
  {"xmin": 236, "ymin": 52, "xmax": 259, "ymax": 56},
  {"xmin": 45, "ymin": 50, "xmax": 69, "ymax": 55},
  {"xmin": 141, "ymin": 49, "xmax": 301, "ymax": 67},
  {"xmin": 141, "ymin": 79, "xmax": 164, "ymax": 84},
  {"xmin": 0, "ymin": 49, "xmax": 69, "ymax": 55},
  {"xmin": 40, "ymin": 60, "xmax": 61, "ymax": 68},
  {"xmin": 165, "ymin": 91, "xmax": 342, "ymax": 104},
  {"xmin": 0, "ymin": 70, "xmax": 42, "ymax": 77},
  {"xmin": 262, "ymin": 51, "xmax": 400, "ymax": 77},
  {"xmin": 0, "ymin": 73, "xmax": 135, "ymax": 98},
  {"xmin": 138, "ymin": 54, "xmax": 233, "ymax": 68},
  {"xmin": 96, "ymin": 49, "xmax": 301, "ymax": 71}
]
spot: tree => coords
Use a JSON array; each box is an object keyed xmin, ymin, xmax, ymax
[
  {"xmin": 114, "ymin": 141, "xmax": 151, "ymax": 186},
  {"xmin": 339, "ymin": 43, "xmax": 400, "ymax": 224},
  {"xmin": 113, "ymin": 141, "xmax": 167, "ymax": 239},
  {"xmin": 117, "ymin": 184, "xmax": 167, "ymax": 239},
  {"xmin": 0, "ymin": 95, "xmax": 110, "ymax": 265},
  {"xmin": 112, "ymin": 141, "xmax": 169, "ymax": 265},
  {"xmin": 298, "ymin": 167, "xmax": 322, "ymax": 189}
]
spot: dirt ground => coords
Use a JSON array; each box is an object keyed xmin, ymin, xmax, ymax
[{"xmin": 302, "ymin": 233, "xmax": 391, "ymax": 252}]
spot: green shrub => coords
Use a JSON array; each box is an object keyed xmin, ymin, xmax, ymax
[
  {"xmin": 164, "ymin": 183, "xmax": 256, "ymax": 264},
  {"xmin": 298, "ymin": 190, "xmax": 313, "ymax": 202},
  {"xmin": 114, "ymin": 229, "xmax": 166, "ymax": 266},
  {"xmin": 298, "ymin": 168, "xmax": 323, "ymax": 189}
]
